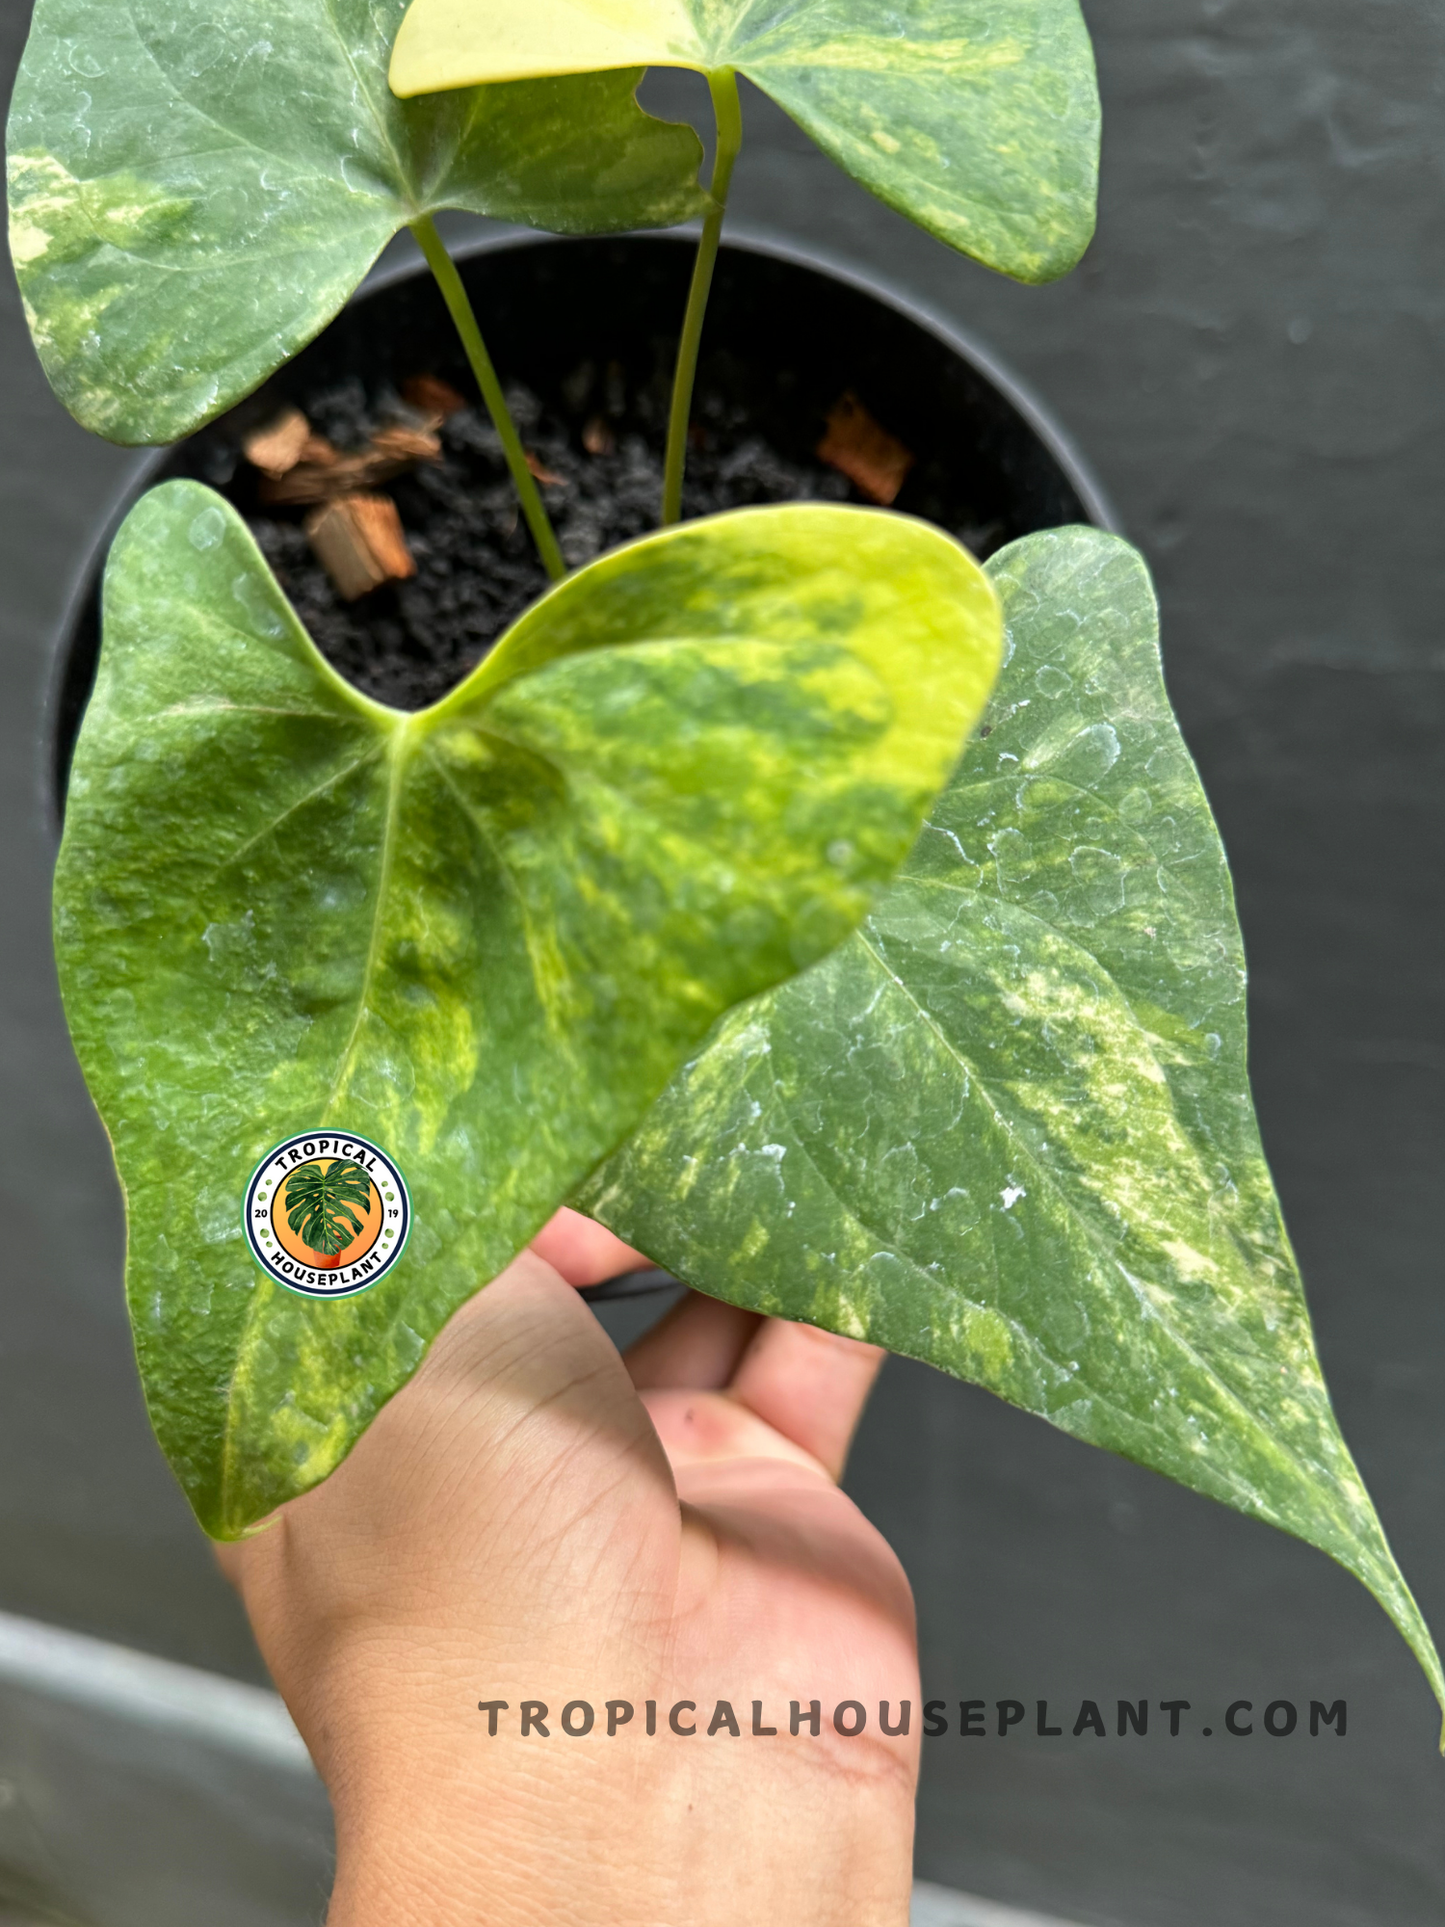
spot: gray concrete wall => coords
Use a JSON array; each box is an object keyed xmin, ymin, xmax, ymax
[{"xmin": 3, "ymin": 3, "xmax": 1445, "ymax": 1922}]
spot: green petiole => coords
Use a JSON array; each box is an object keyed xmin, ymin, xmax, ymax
[
  {"xmin": 661, "ymin": 69, "xmax": 744, "ymax": 527},
  {"xmin": 410, "ymin": 215, "xmax": 567, "ymax": 582}
]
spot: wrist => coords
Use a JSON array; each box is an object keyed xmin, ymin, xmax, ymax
[{"xmin": 323, "ymin": 1717, "xmax": 916, "ymax": 1927}]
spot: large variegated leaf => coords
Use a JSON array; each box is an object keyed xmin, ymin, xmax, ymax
[
  {"xmin": 391, "ymin": 0, "xmax": 1099, "ymax": 283},
  {"xmin": 55, "ymin": 484, "xmax": 1000, "ymax": 1537},
  {"xmin": 581, "ymin": 526, "xmax": 1445, "ymax": 1724},
  {"xmin": 7, "ymin": 0, "xmax": 706, "ymax": 445}
]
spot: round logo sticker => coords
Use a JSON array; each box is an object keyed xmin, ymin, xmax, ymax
[{"xmin": 243, "ymin": 1132, "xmax": 410, "ymax": 1299}]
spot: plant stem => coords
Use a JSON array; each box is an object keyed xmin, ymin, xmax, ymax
[
  {"xmin": 662, "ymin": 69, "xmax": 744, "ymax": 527},
  {"xmin": 410, "ymin": 215, "xmax": 566, "ymax": 582}
]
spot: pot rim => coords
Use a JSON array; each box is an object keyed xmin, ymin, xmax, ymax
[
  {"xmin": 381, "ymin": 221, "xmax": 1123, "ymax": 536},
  {"xmin": 41, "ymin": 221, "xmax": 1121, "ymax": 831}
]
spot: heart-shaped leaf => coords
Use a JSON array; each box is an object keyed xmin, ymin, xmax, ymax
[
  {"xmin": 7, "ymin": 0, "xmax": 707, "ymax": 445},
  {"xmin": 55, "ymin": 482, "xmax": 1001, "ymax": 1537},
  {"xmin": 391, "ymin": 0, "xmax": 1099, "ymax": 283},
  {"xmin": 580, "ymin": 526, "xmax": 1445, "ymax": 1725}
]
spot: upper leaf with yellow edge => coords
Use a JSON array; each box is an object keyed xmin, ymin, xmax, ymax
[{"xmin": 391, "ymin": 0, "xmax": 1100, "ymax": 283}]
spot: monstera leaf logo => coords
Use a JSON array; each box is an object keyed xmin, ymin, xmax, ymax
[{"xmin": 283, "ymin": 1159, "xmax": 373, "ymax": 1268}]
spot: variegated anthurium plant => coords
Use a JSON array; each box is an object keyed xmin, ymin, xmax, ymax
[{"xmin": 8, "ymin": 0, "xmax": 1443, "ymax": 1732}]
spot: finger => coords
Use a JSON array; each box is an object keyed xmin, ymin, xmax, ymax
[
  {"xmin": 529, "ymin": 1206, "xmax": 649, "ymax": 1287},
  {"xmin": 625, "ymin": 1290, "xmax": 764, "ymax": 1392},
  {"xmin": 727, "ymin": 1319, "xmax": 887, "ymax": 1482}
]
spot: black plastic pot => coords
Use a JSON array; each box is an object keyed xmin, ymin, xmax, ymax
[
  {"xmin": 51, "ymin": 228, "xmax": 1114, "ymax": 813},
  {"xmin": 47, "ymin": 228, "xmax": 1116, "ymax": 1304}
]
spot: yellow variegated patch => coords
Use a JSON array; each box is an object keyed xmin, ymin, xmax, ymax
[{"xmin": 394, "ymin": 0, "xmax": 700, "ymax": 79}]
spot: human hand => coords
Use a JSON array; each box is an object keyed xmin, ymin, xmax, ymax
[{"xmin": 218, "ymin": 1209, "xmax": 921, "ymax": 1927}]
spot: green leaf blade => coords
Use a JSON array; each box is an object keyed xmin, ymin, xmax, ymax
[
  {"xmin": 580, "ymin": 525, "xmax": 1445, "ymax": 1729},
  {"xmin": 735, "ymin": 3, "xmax": 1100, "ymax": 282},
  {"xmin": 391, "ymin": 0, "xmax": 1099, "ymax": 283},
  {"xmin": 8, "ymin": 0, "xmax": 707, "ymax": 444},
  {"xmin": 56, "ymin": 483, "xmax": 1000, "ymax": 1536}
]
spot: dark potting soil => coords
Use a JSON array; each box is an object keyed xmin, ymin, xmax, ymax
[{"xmin": 202, "ymin": 355, "xmax": 1005, "ymax": 713}]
